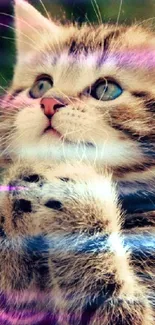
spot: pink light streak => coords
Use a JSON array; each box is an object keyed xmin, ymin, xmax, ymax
[{"xmin": 0, "ymin": 186, "xmax": 27, "ymax": 192}]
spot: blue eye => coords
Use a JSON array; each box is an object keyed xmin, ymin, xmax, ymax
[
  {"xmin": 29, "ymin": 75, "xmax": 53, "ymax": 99},
  {"xmin": 90, "ymin": 79, "xmax": 123, "ymax": 101}
]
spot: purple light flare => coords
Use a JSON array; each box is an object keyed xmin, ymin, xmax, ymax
[{"xmin": 0, "ymin": 185, "xmax": 27, "ymax": 192}]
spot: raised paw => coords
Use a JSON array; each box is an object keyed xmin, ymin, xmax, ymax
[{"xmin": 0, "ymin": 161, "xmax": 153, "ymax": 325}]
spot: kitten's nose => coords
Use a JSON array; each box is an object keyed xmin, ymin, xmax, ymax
[{"xmin": 40, "ymin": 97, "xmax": 66, "ymax": 118}]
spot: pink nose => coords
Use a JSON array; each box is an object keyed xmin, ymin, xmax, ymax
[{"xmin": 40, "ymin": 97, "xmax": 65, "ymax": 118}]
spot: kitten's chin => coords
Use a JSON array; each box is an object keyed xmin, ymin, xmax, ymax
[{"xmin": 9, "ymin": 134, "xmax": 142, "ymax": 171}]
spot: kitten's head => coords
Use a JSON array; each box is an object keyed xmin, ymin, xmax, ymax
[{"xmin": 1, "ymin": 0, "xmax": 155, "ymax": 173}]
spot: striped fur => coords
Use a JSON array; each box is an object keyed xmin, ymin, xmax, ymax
[{"xmin": 0, "ymin": 161, "xmax": 154, "ymax": 324}]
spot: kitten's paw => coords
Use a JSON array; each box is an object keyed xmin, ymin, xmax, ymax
[
  {"xmin": 0, "ymin": 161, "xmax": 152, "ymax": 324},
  {"xmin": 0, "ymin": 161, "xmax": 122, "ymax": 296},
  {"xmin": 0, "ymin": 161, "xmax": 118, "ymax": 237}
]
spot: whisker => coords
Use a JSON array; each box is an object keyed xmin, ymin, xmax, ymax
[
  {"xmin": 0, "ymin": 21, "xmax": 53, "ymax": 56},
  {"xmin": 0, "ymin": 73, "xmax": 7, "ymax": 84},
  {"xmin": 38, "ymin": 0, "xmax": 51, "ymax": 21},
  {"xmin": 0, "ymin": 22, "xmax": 37, "ymax": 48},
  {"xmin": 0, "ymin": 99, "xmax": 26, "ymax": 112},
  {"xmin": 0, "ymin": 125, "xmax": 37, "ymax": 158},
  {"xmin": 91, "ymin": 0, "xmax": 102, "ymax": 25},
  {"xmin": 0, "ymin": 85, "xmax": 9, "ymax": 95},
  {"xmin": 84, "ymin": 13, "xmax": 93, "ymax": 27},
  {"xmin": 136, "ymin": 16, "xmax": 155, "ymax": 27},
  {"xmin": 0, "ymin": 34, "xmax": 44, "ymax": 54},
  {"xmin": 115, "ymin": 0, "xmax": 123, "ymax": 27},
  {"xmin": 0, "ymin": 12, "xmax": 42, "ymax": 37},
  {"xmin": 92, "ymin": 0, "xmax": 102, "ymax": 24}
]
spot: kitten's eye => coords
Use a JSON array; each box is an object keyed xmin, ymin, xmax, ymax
[
  {"xmin": 29, "ymin": 75, "xmax": 53, "ymax": 99},
  {"xmin": 90, "ymin": 79, "xmax": 123, "ymax": 101}
]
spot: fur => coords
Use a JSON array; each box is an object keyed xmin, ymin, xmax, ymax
[
  {"xmin": 0, "ymin": 1, "xmax": 155, "ymax": 324},
  {"xmin": 0, "ymin": 161, "xmax": 154, "ymax": 324},
  {"xmin": 0, "ymin": 0, "xmax": 154, "ymax": 182}
]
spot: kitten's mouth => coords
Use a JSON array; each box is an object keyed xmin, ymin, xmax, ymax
[
  {"xmin": 44, "ymin": 125, "xmax": 62, "ymax": 138},
  {"xmin": 43, "ymin": 125, "xmax": 95, "ymax": 147}
]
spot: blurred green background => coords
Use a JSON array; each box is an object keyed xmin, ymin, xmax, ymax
[{"xmin": 0, "ymin": 0, "xmax": 155, "ymax": 94}]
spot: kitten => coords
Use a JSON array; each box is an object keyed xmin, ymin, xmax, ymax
[
  {"xmin": 0, "ymin": 0, "xmax": 154, "ymax": 182},
  {"xmin": 0, "ymin": 1, "xmax": 155, "ymax": 324},
  {"xmin": 0, "ymin": 160, "xmax": 153, "ymax": 325}
]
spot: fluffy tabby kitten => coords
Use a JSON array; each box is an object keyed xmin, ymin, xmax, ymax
[
  {"xmin": 0, "ymin": 0, "xmax": 155, "ymax": 325},
  {"xmin": 0, "ymin": 160, "xmax": 154, "ymax": 325},
  {"xmin": 0, "ymin": 0, "xmax": 154, "ymax": 181}
]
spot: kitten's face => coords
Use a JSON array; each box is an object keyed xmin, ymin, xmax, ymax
[{"xmin": 1, "ymin": 0, "xmax": 155, "ymax": 170}]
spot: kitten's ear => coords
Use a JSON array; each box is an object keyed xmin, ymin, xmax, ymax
[{"xmin": 14, "ymin": 0, "xmax": 60, "ymax": 55}]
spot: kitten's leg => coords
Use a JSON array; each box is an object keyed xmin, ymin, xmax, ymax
[
  {"xmin": 43, "ymin": 169, "xmax": 154, "ymax": 325},
  {"xmin": 51, "ymin": 233, "xmax": 153, "ymax": 325},
  {"xmin": 86, "ymin": 237, "xmax": 153, "ymax": 324},
  {"xmin": 87, "ymin": 233, "xmax": 154, "ymax": 325}
]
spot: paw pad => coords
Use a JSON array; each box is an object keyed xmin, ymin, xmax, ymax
[
  {"xmin": 45, "ymin": 200, "xmax": 63, "ymax": 211},
  {"xmin": 13, "ymin": 199, "xmax": 32, "ymax": 213},
  {"xmin": 22, "ymin": 174, "xmax": 40, "ymax": 183}
]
